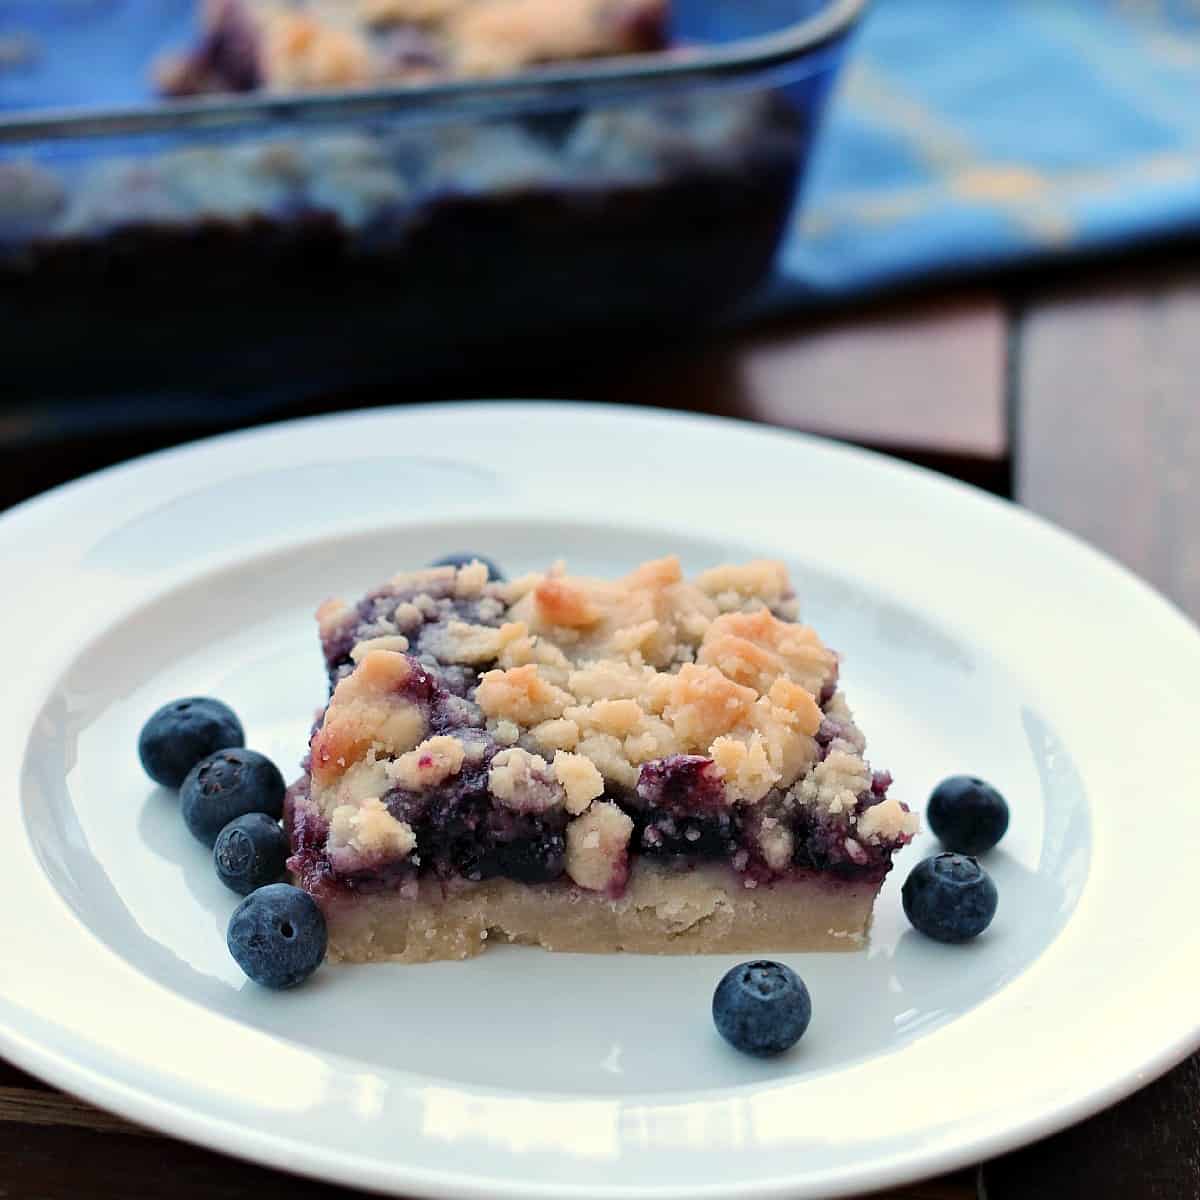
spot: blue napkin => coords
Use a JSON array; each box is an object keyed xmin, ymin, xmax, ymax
[{"xmin": 763, "ymin": 0, "xmax": 1200, "ymax": 308}]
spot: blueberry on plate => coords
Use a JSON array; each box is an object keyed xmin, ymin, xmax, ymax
[
  {"xmin": 902, "ymin": 853, "xmax": 998, "ymax": 943},
  {"xmin": 712, "ymin": 960, "xmax": 812, "ymax": 1057},
  {"xmin": 180, "ymin": 748, "xmax": 285, "ymax": 846},
  {"xmin": 214, "ymin": 812, "xmax": 289, "ymax": 895},
  {"xmin": 227, "ymin": 884, "xmax": 326, "ymax": 989},
  {"xmin": 927, "ymin": 775, "xmax": 1009, "ymax": 855},
  {"xmin": 138, "ymin": 697, "xmax": 244, "ymax": 788},
  {"xmin": 429, "ymin": 553, "xmax": 504, "ymax": 581}
]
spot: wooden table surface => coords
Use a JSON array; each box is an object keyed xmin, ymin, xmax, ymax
[{"xmin": 4, "ymin": 255, "xmax": 1199, "ymax": 1200}]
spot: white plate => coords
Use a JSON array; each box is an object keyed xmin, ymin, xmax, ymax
[{"xmin": 3, "ymin": 402, "xmax": 1199, "ymax": 1200}]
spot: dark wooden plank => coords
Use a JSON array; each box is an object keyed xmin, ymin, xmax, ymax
[
  {"xmin": 0, "ymin": 1058, "xmax": 50, "ymax": 1091},
  {"xmin": 1015, "ymin": 270, "xmax": 1200, "ymax": 618},
  {"xmin": 0, "ymin": 1086, "xmax": 148, "ymax": 1136},
  {"xmin": 865, "ymin": 1174, "xmax": 977, "ymax": 1200},
  {"xmin": 602, "ymin": 296, "xmax": 1008, "ymax": 460},
  {"xmin": 0, "ymin": 1120, "xmax": 370, "ymax": 1200},
  {"xmin": 982, "ymin": 1058, "xmax": 1200, "ymax": 1200},
  {"xmin": 985, "ymin": 267, "xmax": 1200, "ymax": 1200}
]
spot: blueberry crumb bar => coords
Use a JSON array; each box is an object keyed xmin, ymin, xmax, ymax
[{"xmin": 285, "ymin": 557, "xmax": 917, "ymax": 962}]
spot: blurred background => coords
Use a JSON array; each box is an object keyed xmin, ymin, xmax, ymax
[{"xmin": 2, "ymin": 0, "xmax": 1200, "ymax": 506}]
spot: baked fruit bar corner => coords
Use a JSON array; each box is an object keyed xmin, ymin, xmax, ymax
[{"xmin": 285, "ymin": 556, "xmax": 917, "ymax": 962}]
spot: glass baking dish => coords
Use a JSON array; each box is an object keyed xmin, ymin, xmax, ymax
[{"xmin": 0, "ymin": 0, "xmax": 862, "ymax": 408}]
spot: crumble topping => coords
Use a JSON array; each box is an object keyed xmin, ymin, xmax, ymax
[
  {"xmin": 856, "ymin": 796, "xmax": 919, "ymax": 843},
  {"xmin": 697, "ymin": 609, "xmax": 833, "ymax": 698},
  {"xmin": 565, "ymin": 801, "xmax": 634, "ymax": 892},
  {"xmin": 502, "ymin": 555, "xmax": 724, "ymax": 670},
  {"xmin": 310, "ymin": 650, "xmax": 426, "ymax": 789},
  {"xmin": 350, "ymin": 633, "xmax": 411, "ymax": 661},
  {"xmin": 663, "ymin": 663, "xmax": 756, "ymax": 749},
  {"xmin": 573, "ymin": 732, "xmax": 638, "ymax": 790},
  {"xmin": 487, "ymin": 747, "xmax": 563, "ymax": 813},
  {"xmin": 494, "ymin": 629, "xmax": 573, "ymax": 682},
  {"xmin": 696, "ymin": 560, "xmax": 794, "ymax": 615},
  {"xmin": 453, "ymin": 560, "xmax": 491, "ymax": 598},
  {"xmin": 528, "ymin": 717, "xmax": 580, "ymax": 752},
  {"xmin": 291, "ymin": 557, "xmax": 916, "ymax": 901},
  {"xmin": 317, "ymin": 597, "xmax": 354, "ymax": 638},
  {"xmin": 312, "ymin": 754, "xmax": 392, "ymax": 822},
  {"xmin": 448, "ymin": 559, "xmax": 833, "ymax": 799},
  {"xmin": 552, "ymin": 751, "xmax": 605, "ymax": 814},
  {"xmin": 820, "ymin": 691, "xmax": 867, "ymax": 755},
  {"xmin": 328, "ymin": 797, "xmax": 417, "ymax": 866},
  {"xmin": 710, "ymin": 734, "xmax": 777, "ymax": 806},
  {"xmin": 797, "ymin": 748, "xmax": 871, "ymax": 817},
  {"xmin": 756, "ymin": 817, "xmax": 794, "ymax": 872},
  {"xmin": 477, "ymin": 662, "xmax": 574, "ymax": 725},
  {"xmin": 493, "ymin": 719, "xmax": 521, "ymax": 745},
  {"xmin": 313, "ymin": 559, "xmax": 841, "ymax": 803},
  {"xmin": 531, "ymin": 577, "xmax": 603, "ymax": 628},
  {"xmin": 386, "ymin": 734, "xmax": 470, "ymax": 790},
  {"xmin": 423, "ymin": 620, "xmax": 517, "ymax": 665}
]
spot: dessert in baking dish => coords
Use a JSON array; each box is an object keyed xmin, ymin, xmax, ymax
[{"xmin": 157, "ymin": 0, "xmax": 669, "ymax": 94}]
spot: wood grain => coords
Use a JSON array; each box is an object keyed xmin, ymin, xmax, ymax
[
  {"xmin": 574, "ymin": 296, "xmax": 1009, "ymax": 459},
  {"xmin": 983, "ymin": 268, "xmax": 1200, "ymax": 1199},
  {"xmin": 0, "ymin": 1059, "xmax": 48, "ymax": 1091},
  {"xmin": 882, "ymin": 1178, "xmax": 976, "ymax": 1200},
  {"xmin": 1015, "ymin": 270, "xmax": 1200, "ymax": 618},
  {"xmin": 0, "ymin": 1119, "xmax": 379, "ymax": 1200},
  {"xmin": 981, "ymin": 1058, "xmax": 1200, "ymax": 1200},
  {"xmin": 0, "ymin": 1087, "xmax": 148, "ymax": 1136}
]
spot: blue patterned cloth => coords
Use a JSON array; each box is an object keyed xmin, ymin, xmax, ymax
[{"xmin": 763, "ymin": 0, "xmax": 1200, "ymax": 308}]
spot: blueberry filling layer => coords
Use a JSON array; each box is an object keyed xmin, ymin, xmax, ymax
[
  {"xmin": 289, "ymin": 761, "xmax": 899, "ymax": 896},
  {"xmin": 384, "ymin": 767, "xmax": 568, "ymax": 885},
  {"xmin": 629, "ymin": 756, "xmax": 740, "ymax": 858},
  {"xmin": 289, "ymin": 682, "xmax": 904, "ymax": 897}
]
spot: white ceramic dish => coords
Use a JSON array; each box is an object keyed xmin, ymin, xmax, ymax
[{"xmin": 3, "ymin": 402, "xmax": 1199, "ymax": 1199}]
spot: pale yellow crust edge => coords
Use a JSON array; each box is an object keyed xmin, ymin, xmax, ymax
[{"xmin": 309, "ymin": 861, "xmax": 880, "ymax": 964}]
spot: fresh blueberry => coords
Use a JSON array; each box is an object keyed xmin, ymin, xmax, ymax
[
  {"xmin": 429, "ymin": 553, "xmax": 505, "ymax": 581},
  {"xmin": 180, "ymin": 748, "xmax": 285, "ymax": 846},
  {"xmin": 138, "ymin": 697, "xmax": 244, "ymax": 788},
  {"xmin": 214, "ymin": 812, "xmax": 289, "ymax": 895},
  {"xmin": 227, "ymin": 883, "xmax": 326, "ymax": 989},
  {"xmin": 927, "ymin": 775, "xmax": 1009, "ymax": 855},
  {"xmin": 902, "ymin": 853, "xmax": 998, "ymax": 943},
  {"xmin": 712, "ymin": 960, "xmax": 811, "ymax": 1057}
]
